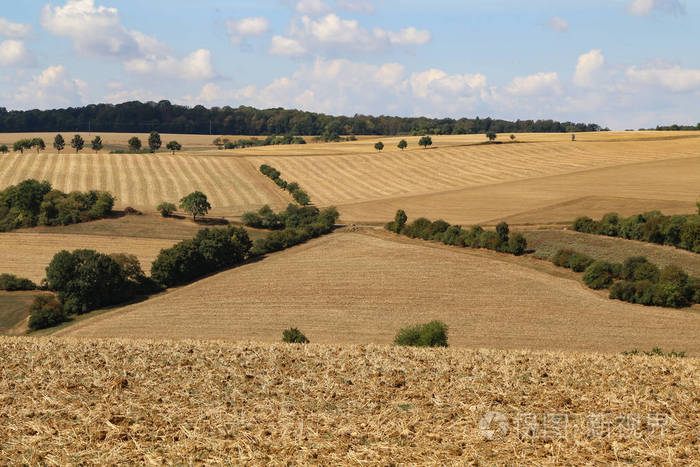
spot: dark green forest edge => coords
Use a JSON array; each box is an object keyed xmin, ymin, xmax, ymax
[{"xmin": 0, "ymin": 101, "xmax": 604, "ymax": 135}]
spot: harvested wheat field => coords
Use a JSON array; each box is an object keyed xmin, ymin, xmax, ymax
[
  {"xmin": 0, "ymin": 338, "xmax": 697, "ymax": 464},
  {"xmin": 0, "ymin": 232, "xmax": 177, "ymax": 283},
  {"xmin": 0, "ymin": 152, "xmax": 291, "ymax": 216},
  {"xmin": 58, "ymin": 232, "xmax": 700, "ymax": 354}
]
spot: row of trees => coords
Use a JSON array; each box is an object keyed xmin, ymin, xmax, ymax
[
  {"xmin": 0, "ymin": 179, "xmax": 114, "ymax": 232},
  {"xmin": 259, "ymin": 164, "xmax": 310, "ymax": 205},
  {"xmin": 551, "ymin": 249, "xmax": 700, "ymax": 308},
  {"xmin": 386, "ymin": 210, "xmax": 527, "ymax": 256},
  {"xmin": 214, "ymin": 135, "xmax": 306, "ymax": 149},
  {"xmin": 375, "ymin": 136, "xmax": 433, "ymax": 152},
  {"xmin": 0, "ymin": 101, "xmax": 605, "ymax": 136},
  {"xmin": 572, "ymin": 209, "xmax": 700, "ymax": 254},
  {"xmin": 3, "ymin": 132, "xmax": 183, "ymax": 155}
]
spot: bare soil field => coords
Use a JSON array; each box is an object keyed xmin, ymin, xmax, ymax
[
  {"xmin": 0, "ymin": 338, "xmax": 696, "ymax": 464},
  {"xmin": 57, "ymin": 232, "xmax": 700, "ymax": 354},
  {"xmin": 526, "ymin": 229, "xmax": 700, "ymax": 276}
]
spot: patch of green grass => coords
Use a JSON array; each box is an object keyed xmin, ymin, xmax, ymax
[{"xmin": 0, "ymin": 291, "xmax": 50, "ymax": 334}]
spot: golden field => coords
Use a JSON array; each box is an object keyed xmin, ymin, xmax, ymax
[
  {"xmin": 1, "ymin": 131, "xmax": 698, "ymax": 223},
  {"xmin": 56, "ymin": 231, "xmax": 700, "ymax": 355},
  {"xmin": 0, "ymin": 338, "xmax": 697, "ymax": 464}
]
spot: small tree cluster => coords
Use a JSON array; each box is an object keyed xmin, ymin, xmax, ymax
[
  {"xmin": 0, "ymin": 273, "xmax": 37, "ymax": 291},
  {"xmin": 387, "ymin": 211, "xmax": 527, "ymax": 256},
  {"xmin": 156, "ymin": 201, "xmax": 177, "ymax": 217},
  {"xmin": 28, "ymin": 295, "xmax": 68, "ymax": 331},
  {"xmin": 216, "ymin": 135, "xmax": 305, "ymax": 149},
  {"xmin": 250, "ymin": 206, "xmax": 339, "ymax": 255},
  {"xmin": 551, "ymin": 249, "xmax": 595, "ymax": 272},
  {"xmin": 259, "ymin": 164, "xmax": 311, "ymax": 206},
  {"xmin": 282, "ymin": 328, "xmax": 309, "ymax": 344},
  {"xmin": 572, "ymin": 211, "xmax": 700, "ymax": 254},
  {"xmin": 394, "ymin": 320, "xmax": 448, "ymax": 347}
]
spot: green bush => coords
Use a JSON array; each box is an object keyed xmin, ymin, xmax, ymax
[
  {"xmin": 568, "ymin": 253, "xmax": 594, "ymax": 272},
  {"xmin": 292, "ymin": 189, "xmax": 311, "ymax": 206},
  {"xmin": 552, "ymin": 249, "xmax": 575, "ymax": 267},
  {"xmin": 385, "ymin": 209, "xmax": 408, "ymax": 234},
  {"xmin": 282, "ymin": 328, "xmax": 309, "ymax": 344},
  {"xmin": 582, "ymin": 261, "xmax": 618, "ymax": 289},
  {"xmin": 609, "ymin": 281, "xmax": 636, "ymax": 302},
  {"xmin": 28, "ymin": 295, "xmax": 68, "ymax": 331},
  {"xmin": 572, "ymin": 216, "xmax": 600, "ymax": 233},
  {"xmin": 157, "ymin": 201, "xmax": 176, "ymax": 217},
  {"xmin": 394, "ymin": 320, "xmax": 448, "ymax": 347},
  {"xmin": 508, "ymin": 233, "xmax": 528, "ymax": 255},
  {"xmin": 0, "ymin": 273, "xmax": 37, "ymax": 291}
]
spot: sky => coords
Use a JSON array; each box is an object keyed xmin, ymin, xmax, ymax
[{"xmin": 0, "ymin": 0, "xmax": 699, "ymax": 129}]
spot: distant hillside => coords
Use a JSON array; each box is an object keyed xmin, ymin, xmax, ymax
[{"xmin": 0, "ymin": 101, "xmax": 604, "ymax": 136}]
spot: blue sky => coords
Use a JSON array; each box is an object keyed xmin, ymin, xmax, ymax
[{"xmin": 1, "ymin": 0, "xmax": 698, "ymax": 129}]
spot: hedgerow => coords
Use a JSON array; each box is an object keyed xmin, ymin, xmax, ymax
[
  {"xmin": 258, "ymin": 164, "xmax": 311, "ymax": 206},
  {"xmin": 386, "ymin": 210, "xmax": 527, "ymax": 256},
  {"xmin": 0, "ymin": 273, "xmax": 37, "ymax": 291}
]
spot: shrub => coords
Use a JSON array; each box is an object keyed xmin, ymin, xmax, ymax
[
  {"xmin": 568, "ymin": 253, "xmax": 594, "ymax": 272},
  {"xmin": 552, "ymin": 249, "xmax": 575, "ymax": 267},
  {"xmin": 634, "ymin": 280, "xmax": 656, "ymax": 305},
  {"xmin": 28, "ymin": 295, "xmax": 68, "ymax": 331},
  {"xmin": 479, "ymin": 231, "xmax": 501, "ymax": 250},
  {"xmin": 394, "ymin": 320, "xmax": 448, "ymax": 347},
  {"xmin": 282, "ymin": 328, "xmax": 309, "ymax": 344},
  {"xmin": 508, "ymin": 233, "xmax": 528, "ymax": 256},
  {"xmin": 620, "ymin": 257, "xmax": 660, "ymax": 282},
  {"xmin": 582, "ymin": 261, "xmax": 617, "ymax": 289},
  {"xmin": 157, "ymin": 201, "xmax": 176, "ymax": 217},
  {"xmin": 610, "ymin": 281, "xmax": 636, "ymax": 302},
  {"xmin": 385, "ymin": 209, "xmax": 408, "ymax": 233},
  {"xmin": 403, "ymin": 217, "xmax": 432, "ymax": 239},
  {"xmin": 292, "ymin": 189, "xmax": 311, "ymax": 206},
  {"xmin": 496, "ymin": 222, "xmax": 509, "ymax": 243},
  {"xmin": 572, "ymin": 216, "xmax": 600, "ymax": 234},
  {"xmin": 0, "ymin": 273, "xmax": 37, "ymax": 291},
  {"xmin": 599, "ymin": 213, "xmax": 621, "ymax": 236}
]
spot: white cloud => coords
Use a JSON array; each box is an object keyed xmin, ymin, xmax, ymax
[
  {"xmin": 0, "ymin": 40, "xmax": 33, "ymax": 66},
  {"xmin": 626, "ymin": 64, "xmax": 700, "ymax": 92},
  {"xmin": 505, "ymin": 72, "xmax": 562, "ymax": 96},
  {"xmin": 269, "ymin": 35, "xmax": 307, "ymax": 56},
  {"xmin": 409, "ymin": 69, "xmax": 486, "ymax": 99},
  {"xmin": 548, "ymin": 16, "xmax": 569, "ymax": 32},
  {"xmin": 0, "ymin": 17, "xmax": 32, "ymax": 39},
  {"xmin": 226, "ymin": 17, "xmax": 269, "ymax": 45},
  {"xmin": 13, "ymin": 65, "xmax": 87, "ymax": 108},
  {"xmin": 338, "ymin": 1, "xmax": 375, "ymax": 14},
  {"xmin": 296, "ymin": 0, "xmax": 330, "ymax": 15},
  {"xmin": 374, "ymin": 26, "xmax": 431, "ymax": 46},
  {"xmin": 124, "ymin": 49, "xmax": 216, "ymax": 81},
  {"xmin": 627, "ymin": 0, "xmax": 685, "ymax": 16},
  {"xmin": 574, "ymin": 49, "xmax": 605, "ymax": 87}
]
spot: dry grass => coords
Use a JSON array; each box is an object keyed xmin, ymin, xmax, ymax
[
  {"xmin": 57, "ymin": 232, "xmax": 700, "ymax": 355},
  {"xmin": 526, "ymin": 229, "xmax": 700, "ymax": 276},
  {"xmin": 0, "ymin": 292, "xmax": 48, "ymax": 334},
  {"xmin": 0, "ymin": 232, "xmax": 177, "ymax": 283},
  {"xmin": 0, "ymin": 337, "xmax": 697, "ymax": 464}
]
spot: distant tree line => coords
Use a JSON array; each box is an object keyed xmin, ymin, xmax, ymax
[
  {"xmin": 385, "ymin": 210, "xmax": 527, "ymax": 256},
  {"xmin": 551, "ymin": 249, "xmax": 700, "ymax": 309},
  {"xmin": 0, "ymin": 179, "xmax": 114, "ymax": 232},
  {"xmin": 214, "ymin": 135, "xmax": 306, "ymax": 149},
  {"xmin": 0, "ymin": 101, "xmax": 605, "ymax": 136},
  {"xmin": 643, "ymin": 124, "xmax": 700, "ymax": 131},
  {"xmin": 572, "ymin": 210, "xmax": 700, "ymax": 254}
]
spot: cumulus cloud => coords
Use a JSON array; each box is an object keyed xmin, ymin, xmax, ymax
[
  {"xmin": 13, "ymin": 65, "xmax": 87, "ymax": 108},
  {"xmin": 273, "ymin": 13, "xmax": 430, "ymax": 55},
  {"xmin": 505, "ymin": 72, "xmax": 562, "ymax": 96},
  {"xmin": 269, "ymin": 35, "xmax": 307, "ymax": 56},
  {"xmin": 124, "ymin": 49, "xmax": 216, "ymax": 81},
  {"xmin": 626, "ymin": 64, "xmax": 700, "ymax": 92},
  {"xmin": 0, "ymin": 17, "xmax": 32, "ymax": 38},
  {"xmin": 226, "ymin": 17, "xmax": 269, "ymax": 45},
  {"xmin": 627, "ymin": 0, "xmax": 685, "ymax": 16},
  {"xmin": 548, "ymin": 16, "xmax": 569, "ymax": 32},
  {"xmin": 0, "ymin": 40, "xmax": 34, "ymax": 66},
  {"xmin": 574, "ymin": 49, "xmax": 605, "ymax": 87},
  {"xmin": 296, "ymin": 0, "xmax": 330, "ymax": 15}
]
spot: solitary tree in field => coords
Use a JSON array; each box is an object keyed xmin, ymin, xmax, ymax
[
  {"xmin": 374, "ymin": 141, "xmax": 384, "ymax": 152},
  {"xmin": 571, "ymin": 134, "xmax": 576, "ymax": 142},
  {"xmin": 91, "ymin": 136, "xmax": 103, "ymax": 153},
  {"xmin": 70, "ymin": 134, "xmax": 84, "ymax": 153},
  {"xmin": 148, "ymin": 131, "xmax": 162, "ymax": 153},
  {"xmin": 0, "ymin": 145, "xmax": 8, "ymax": 154},
  {"xmin": 510, "ymin": 134, "xmax": 516, "ymax": 141},
  {"xmin": 53, "ymin": 134, "xmax": 65, "ymax": 153},
  {"xmin": 486, "ymin": 131, "xmax": 497, "ymax": 142},
  {"xmin": 179, "ymin": 191, "xmax": 211, "ymax": 221},
  {"xmin": 30, "ymin": 138, "xmax": 46, "ymax": 153},
  {"xmin": 166, "ymin": 140, "xmax": 182, "ymax": 154},
  {"xmin": 418, "ymin": 135, "xmax": 432, "ymax": 149},
  {"xmin": 398, "ymin": 139, "xmax": 408, "ymax": 150},
  {"xmin": 128, "ymin": 136, "xmax": 142, "ymax": 152}
]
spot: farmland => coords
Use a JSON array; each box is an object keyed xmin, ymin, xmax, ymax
[{"xmin": 0, "ymin": 337, "xmax": 697, "ymax": 464}]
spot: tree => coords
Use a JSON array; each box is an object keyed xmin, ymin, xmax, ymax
[
  {"xmin": 292, "ymin": 189, "xmax": 311, "ymax": 206},
  {"xmin": 13, "ymin": 139, "xmax": 31, "ymax": 154},
  {"xmin": 386, "ymin": 209, "xmax": 408, "ymax": 233},
  {"xmin": 486, "ymin": 131, "xmax": 497, "ymax": 142},
  {"xmin": 30, "ymin": 138, "xmax": 46, "ymax": 153},
  {"xmin": 53, "ymin": 134, "xmax": 65, "ymax": 153},
  {"xmin": 91, "ymin": 136, "xmax": 103, "ymax": 153},
  {"xmin": 179, "ymin": 191, "xmax": 210, "ymax": 221},
  {"xmin": 0, "ymin": 145, "xmax": 7, "ymax": 154},
  {"xmin": 282, "ymin": 328, "xmax": 309, "ymax": 343},
  {"xmin": 496, "ymin": 222, "xmax": 510, "ymax": 243},
  {"xmin": 70, "ymin": 134, "xmax": 84, "ymax": 153},
  {"xmin": 397, "ymin": 139, "xmax": 407, "ymax": 150},
  {"xmin": 28, "ymin": 295, "xmax": 68, "ymax": 330},
  {"xmin": 374, "ymin": 141, "xmax": 384, "ymax": 152},
  {"xmin": 510, "ymin": 134, "xmax": 516, "ymax": 141},
  {"xmin": 166, "ymin": 140, "xmax": 182, "ymax": 154},
  {"xmin": 418, "ymin": 135, "xmax": 432, "ymax": 149},
  {"xmin": 128, "ymin": 136, "xmax": 142, "ymax": 152},
  {"xmin": 148, "ymin": 131, "xmax": 162, "ymax": 153},
  {"xmin": 157, "ymin": 201, "xmax": 176, "ymax": 217}
]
